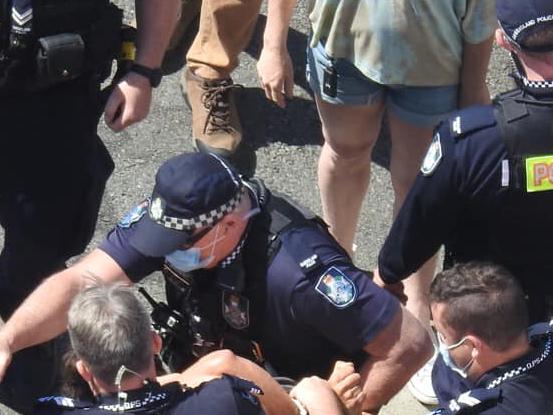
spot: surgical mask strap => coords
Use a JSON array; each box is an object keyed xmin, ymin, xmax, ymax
[
  {"xmin": 438, "ymin": 335, "xmax": 475, "ymax": 379},
  {"xmin": 114, "ymin": 365, "xmax": 146, "ymax": 412}
]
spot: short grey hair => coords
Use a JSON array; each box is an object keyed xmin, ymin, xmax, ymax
[{"xmin": 68, "ymin": 282, "xmax": 152, "ymax": 385}]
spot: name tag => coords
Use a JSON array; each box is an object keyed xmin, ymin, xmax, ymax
[{"xmin": 526, "ymin": 155, "xmax": 553, "ymax": 192}]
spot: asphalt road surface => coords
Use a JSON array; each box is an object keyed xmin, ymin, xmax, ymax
[{"xmin": 0, "ymin": 1, "xmax": 513, "ymax": 413}]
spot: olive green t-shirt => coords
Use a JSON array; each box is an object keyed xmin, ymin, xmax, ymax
[{"xmin": 309, "ymin": 0, "xmax": 497, "ymax": 86}]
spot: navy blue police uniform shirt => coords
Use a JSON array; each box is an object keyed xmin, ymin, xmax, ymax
[
  {"xmin": 431, "ymin": 323, "xmax": 553, "ymax": 415},
  {"xmin": 99, "ymin": 192, "xmax": 399, "ymax": 378},
  {"xmin": 378, "ymin": 104, "xmax": 553, "ymax": 294},
  {"xmin": 35, "ymin": 375, "xmax": 264, "ymax": 415}
]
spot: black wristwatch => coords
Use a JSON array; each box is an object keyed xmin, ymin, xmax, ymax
[{"xmin": 129, "ymin": 63, "xmax": 162, "ymax": 88}]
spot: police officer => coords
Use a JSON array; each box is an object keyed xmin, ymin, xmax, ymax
[
  {"xmin": 34, "ymin": 283, "xmax": 291, "ymax": 415},
  {"xmin": 0, "ymin": 152, "xmax": 432, "ymax": 415},
  {"xmin": 0, "ymin": 0, "xmax": 178, "ymax": 411},
  {"xmin": 377, "ymin": 0, "xmax": 553, "ymax": 322},
  {"xmin": 429, "ymin": 262, "xmax": 553, "ymax": 415}
]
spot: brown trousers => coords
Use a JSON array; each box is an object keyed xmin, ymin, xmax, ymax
[{"xmin": 186, "ymin": 0, "xmax": 263, "ymax": 79}]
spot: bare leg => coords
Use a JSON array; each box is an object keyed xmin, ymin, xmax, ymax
[
  {"xmin": 388, "ymin": 113, "xmax": 437, "ymax": 327},
  {"xmin": 316, "ymin": 96, "xmax": 385, "ymax": 254}
]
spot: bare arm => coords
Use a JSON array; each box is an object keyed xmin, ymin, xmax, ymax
[
  {"xmin": 458, "ymin": 36, "xmax": 494, "ymax": 108},
  {"xmin": 257, "ymin": 0, "xmax": 297, "ymax": 108},
  {"xmin": 158, "ymin": 350, "xmax": 297, "ymax": 415},
  {"xmin": 0, "ymin": 249, "xmax": 131, "ymax": 380},
  {"xmin": 358, "ymin": 307, "xmax": 433, "ymax": 414},
  {"xmin": 104, "ymin": 0, "xmax": 180, "ymax": 131}
]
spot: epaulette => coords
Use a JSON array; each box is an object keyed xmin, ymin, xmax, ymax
[
  {"xmin": 448, "ymin": 106, "xmax": 496, "ymax": 140},
  {"xmin": 36, "ymin": 395, "xmax": 91, "ymax": 410},
  {"xmin": 446, "ymin": 388, "xmax": 501, "ymax": 414},
  {"xmin": 528, "ymin": 320, "xmax": 553, "ymax": 340}
]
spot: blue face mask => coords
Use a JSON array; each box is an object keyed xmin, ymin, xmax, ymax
[
  {"xmin": 165, "ymin": 224, "xmax": 224, "ymax": 272},
  {"xmin": 437, "ymin": 333, "xmax": 475, "ymax": 379},
  {"xmin": 165, "ymin": 247, "xmax": 213, "ymax": 273},
  {"xmin": 165, "ymin": 207, "xmax": 261, "ymax": 273}
]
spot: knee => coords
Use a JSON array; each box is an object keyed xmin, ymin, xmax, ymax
[{"xmin": 323, "ymin": 138, "xmax": 375, "ymax": 163}]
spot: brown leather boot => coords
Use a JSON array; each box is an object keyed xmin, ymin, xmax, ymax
[{"xmin": 182, "ymin": 68, "xmax": 243, "ymax": 155}]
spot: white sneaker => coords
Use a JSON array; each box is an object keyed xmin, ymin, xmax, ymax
[{"xmin": 408, "ymin": 353, "xmax": 439, "ymax": 405}]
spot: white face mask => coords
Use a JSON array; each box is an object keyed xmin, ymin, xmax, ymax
[{"xmin": 437, "ymin": 332, "xmax": 475, "ymax": 379}]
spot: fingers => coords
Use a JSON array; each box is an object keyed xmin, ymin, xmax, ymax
[
  {"xmin": 104, "ymin": 75, "xmax": 152, "ymax": 132},
  {"xmin": 0, "ymin": 341, "xmax": 13, "ymax": 383},
  {"xmin": 104, "ymin": 89, "xmax": 125, "ymax": 132},
  {"xmin": 328, "ymin": 361, "xmax": 365, "ymax": 414},
  {"xmin": 328, "ymin": 360, "xmax": 356, "ymax": 386}
]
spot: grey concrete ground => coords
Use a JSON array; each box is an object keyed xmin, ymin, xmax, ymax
[{"xmin": 0, "ymin": 1, "xmax": 513, "ymax": 413}]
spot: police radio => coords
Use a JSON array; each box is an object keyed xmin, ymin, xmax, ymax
[
  {"xmin": 139, "ymin": 285, "xmax": 219, "ymax": 371},
  {"xmin": 138, "ymin": 287, "xmax": 189, "ymax": 344}
]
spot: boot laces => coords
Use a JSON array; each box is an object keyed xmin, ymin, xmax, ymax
[{"xmin": 201, "ymin": 79, "xmax": 242, "ymax": 134}]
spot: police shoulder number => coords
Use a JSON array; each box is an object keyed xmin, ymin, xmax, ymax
[{"xmin": 420, "ymin": 133, "xmax": 443, "ymax": 176}]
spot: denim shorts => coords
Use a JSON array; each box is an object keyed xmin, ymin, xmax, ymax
[{"xmin": 306, "ymin": 41, "xmax": 458, "ymax": 127}]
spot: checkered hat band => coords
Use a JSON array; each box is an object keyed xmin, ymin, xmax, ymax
[
  {"xmin": 155, "ymin": 188, "xmax": 244, "ymax": 231},
  {"xmin": 522, "ymin": 77, "xmax": 553, "ymax": 89}
]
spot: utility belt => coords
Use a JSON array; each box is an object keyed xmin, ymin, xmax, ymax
[{"xmin": 0, "ymin": 1, "xmax": 123, "ymax": 93}]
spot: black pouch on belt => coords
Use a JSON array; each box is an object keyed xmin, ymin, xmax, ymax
[{"xmin": 35, "ymin": 32, "xmax": 84, "ymax": 89}]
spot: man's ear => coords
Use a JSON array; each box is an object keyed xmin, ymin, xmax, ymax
[
  {"xmin": 152, "ymin": 331, "xmax": 163, "ymax": 355},
  {"xmin": 496, "ymin": 28, "xmax": 515, "ymax": 52},
  {"xmin": 76, "ymin": 359, "xmax": 93, "ymax": 383},
  {"xmin": 467, "ymin": 335, "xmax": 483, "ymax": 358}
]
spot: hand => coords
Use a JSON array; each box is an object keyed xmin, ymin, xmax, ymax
[
  {"xmin": 373, "ymin": 268, "xmax": 408, "ymax": 304},
  {"xmin": 104, "ymin": 72, "xmax": 153, "ymax": 132},
  {"xmin": 290, "ymin": 376, "xmax": 345, "ymax": 415},
  {"xmin": 257, "ymin": 46, "xmax": 294, "ymax": 108},
  {"xmin": 327, "ymin": 361, "xmax": 365, "ymax": 415},
  {"xmin": 0, "ymin": 334, "xmax": 13, "ymax": 382}
]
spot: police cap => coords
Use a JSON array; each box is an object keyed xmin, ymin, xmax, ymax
[
  {"xmin": 129, "ymin": 152, "xmax": 244, "ymax": 257},
  {"xmin": 497, "ymin": 0, "xmax": 553, "ymax": 52}
]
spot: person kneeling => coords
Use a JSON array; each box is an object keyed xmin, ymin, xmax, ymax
[{"xmin": 430, "ymin": 262, "xmax": 553, "ymax": 414}]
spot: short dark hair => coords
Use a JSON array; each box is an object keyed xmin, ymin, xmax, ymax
[{"xmin": 430, "ymin": 262, "xmax": 528, "ymax": 351}]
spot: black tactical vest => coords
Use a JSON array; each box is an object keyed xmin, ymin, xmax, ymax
[{"xmin": 491, "ymin": 88, "xmax": 553, "ymax": 294}]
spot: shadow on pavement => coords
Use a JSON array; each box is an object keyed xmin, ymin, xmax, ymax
[{"xmin": 242, "ymin": 14, "xmax": 391, "ymax": 169}]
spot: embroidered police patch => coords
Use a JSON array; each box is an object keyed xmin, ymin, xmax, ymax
[
  {"xmin": 117, "ymin": 199, "xmax": 148, "ymax": 228},
  {"xmin": 315, "ymin": 266, "xmax": 357, "ymax": 308},
  {"xmin": 222, "ymin": 291, "xmax": 250, "ymax": 330},
  {"xmin": 421, "ymin": 133, "xmax": 442, "ymax": 176},
  {"xmin": 149, "ymin": 197, "xmax": 165, "ymax": 220}
]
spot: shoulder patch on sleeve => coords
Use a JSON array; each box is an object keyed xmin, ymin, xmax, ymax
[
  {"xmin": 447, "ymin": 388, "xmax": 501, "ymax": 415},
  {"xmin": 448, "ymin": 106, "xmax": 496, "ymax": 139},
  {"xmin": 315, "ymin": 266, "xmax": 357, "ymax": 308},
  {"xmin": 117, "ymin": 199, "xmax": 149, "ymax": 229},
  {"xmin": 421, "ymin": 133, "xmax": 442, "ymax": 176}
]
